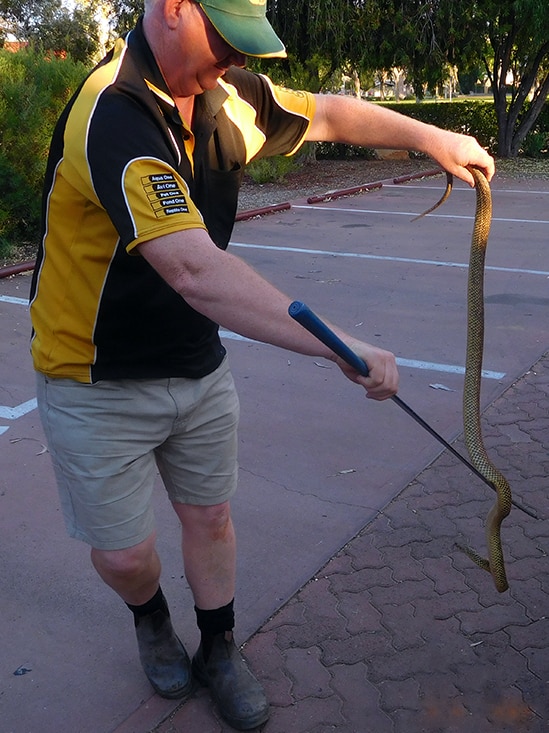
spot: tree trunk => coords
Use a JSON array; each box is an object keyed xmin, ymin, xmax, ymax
[
  {"xmin": 352, "ymin": 69, "xmax": 361, "ymax": 98},
  {"xmin": 496, "ymin": 97, "xmax": 513, "ymax": 158},
  {"xmin": 491, "ymin": 26, "xmax": 549, "ymax": 158},
  {"xmin": 490, "ymin": 24, "xmax": 514, "ymax": 157}
]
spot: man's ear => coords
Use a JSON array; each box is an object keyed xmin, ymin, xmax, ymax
[{"xmin": 164, "ymin": 0, "xmax": 186, "ymax": 29}]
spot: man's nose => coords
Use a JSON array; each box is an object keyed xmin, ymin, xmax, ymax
[{"xmin": 229, "ymin": 51, "xmax": 247, "ymax": 68}]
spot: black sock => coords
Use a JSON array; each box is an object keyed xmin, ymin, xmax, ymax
[
  {"xmin": 126, "ymin": 586, "xmax": 168, "ymax": 625},
  {"xmin": 195, "ymin": 599, "xmax": 235, "ymax": 661}
]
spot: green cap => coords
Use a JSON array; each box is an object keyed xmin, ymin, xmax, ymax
[{"xmin": 199, "ymin": 0, "xmax": 287, "ymax": 58}]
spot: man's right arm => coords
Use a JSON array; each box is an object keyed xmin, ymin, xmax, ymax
[{"xmin": 137, "ymin": 229, "xmax": 399, "ymax": 401}]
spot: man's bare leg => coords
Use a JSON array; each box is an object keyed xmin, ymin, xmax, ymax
[
  {"xmin": 90, "ymin": 531, "xmax": 160, "ymax": 604},
  {"xmin": 91, "ymin": 530, "xmax": 192, "ymax": 700},
  {"xmin": 174, "ymin": 500, "xmax": 269, "ymax": 730},
  {"xmin": 173, "ymin": 501, "xmax": 236, "ymax": 609}
]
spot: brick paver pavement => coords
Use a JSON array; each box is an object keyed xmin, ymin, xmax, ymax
[{"xmin": 155, "ymin": 352, "xmax": 549, "ymax": 733}]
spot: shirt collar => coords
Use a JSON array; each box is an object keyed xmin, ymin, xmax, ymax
[{"xmin": 127, "ymin": 17, "xmax": 229, "ymax": 123}]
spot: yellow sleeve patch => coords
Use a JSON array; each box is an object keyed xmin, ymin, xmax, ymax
[{"xmin": 122, "ymin": 158, "xmax": 207, "ymax": 251}]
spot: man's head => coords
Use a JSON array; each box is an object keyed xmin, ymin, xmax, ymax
[
  {"xmin": 143, "ymin": 0, "xmax": 285, "ymax": 98},
  {"xmin": 197, "ymin": 0, "xmax": 286, "ymax": 59}
]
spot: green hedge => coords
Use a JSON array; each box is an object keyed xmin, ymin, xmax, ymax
[
  {"xmin": 0, "ymin": 49, "xmax": 87, "ymax": 253},
  {"xmin": 382, "ymin": 99, "xmax": 499, "ymax": 149},
  {"xmin": 316, "ymin": 98, "xmax": 548, "ymax": 160}
]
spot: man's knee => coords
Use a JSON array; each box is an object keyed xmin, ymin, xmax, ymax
[
  {"xmin": 175, "ymin": 501, "xmax": 233, "ymax": 539},
  {"xmin": 91, "ymin": 534, "xmax": 158, "ymax": 580}
]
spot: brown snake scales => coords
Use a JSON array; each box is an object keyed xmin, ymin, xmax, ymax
[{"xmin": 418, "ymin": 167, "xmax": 512, "ymax": 593}]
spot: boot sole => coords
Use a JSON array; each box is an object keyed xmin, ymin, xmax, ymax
[
  {"xmin": 150, "ymin": 675, "xmax": 194, "ymax": 700},
  {"xmin": 191, "ymin": 658, "xmax": 270, "ymax": 730}
]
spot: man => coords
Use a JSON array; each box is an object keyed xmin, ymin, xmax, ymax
[{"xmin": 29, "ymin": 0, "xmax": 494, "ymax": 729}]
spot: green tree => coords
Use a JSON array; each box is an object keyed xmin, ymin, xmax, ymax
[
  {"xmin": 263, "ymin": 1, "xmax": 461, "ymax": 97},
  {"xmin": 363, "ymin": 0, "xmax": 549, "ymax": 156},
  {"xmin": 266, "ymin": 0, "xmax": 548, "ymax": 156},
  {"xmin": 360, "ymin": 1, "xmax": 485, "ymax": 99},
  {"xmin": 0, "ymin": 0, "xmax": 102, "ymax": 63},
  {"xmin": 107, "ymin": 0, "xmax": 141, "ymax": 36},
  {"xmin": 263, "ymin": 0, "xmax": 374, "ymax": 92},
  {"xmin": 479, "ymin": 0, "xmax": 549, "ymax": 157}
]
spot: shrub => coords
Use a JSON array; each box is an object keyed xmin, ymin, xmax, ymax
[
  {"xmin": 378, "ymin": 99, "xmax": 499, "ymax": 150},
  {"xmin": 315, "ymin": 99, "xmax": 499, "ymax": 160},
  {"xmin": 246, "ymin": 154, "xmax": 298, "ymax": 183},
  {"xmin": 315, "ymin": 142, "xmax": 377, "ymax": 160},
  {"xmin": 521, "ymin": 131, "xmax": 548, "ymax": 158},
  {"xmin": 0, "ymin": 154, "xmax": 36, "ymax": 253},
  {"xmin": 313, "ymin": 98, "xmax": 549, "ymax": 161},
  {"xmin": 0, "ymin": 49, "xmax": 88, "ymax": 248}
]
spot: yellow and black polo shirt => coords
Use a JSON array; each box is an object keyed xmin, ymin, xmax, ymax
[{"xmin": 30, "ymin": 18, "xmax": 315, "ymax": 383}]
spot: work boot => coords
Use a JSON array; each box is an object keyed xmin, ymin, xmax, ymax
[
  {"xmin": 192, "ymin": 631, "xmax": 269, "ymax": 730},
  {"xmin": 135, "ymin": 608, "xmax": 193, "ymax": 699}
]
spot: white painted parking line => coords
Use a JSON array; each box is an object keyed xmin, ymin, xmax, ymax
[
  {"xmin": 385, "ymin": 183, "xmax": 549, "ymax": 196},
  {"xmin": 0, "ymin": 295, "xmax": 28, "ymax": 305},
  {"xmin": 0, "ymin": 397, "xmax": 38, "ymax": 420},
  {"xmin": 0, "ymin": 297, "xmax": 506, "ymax": 384},
  {"xmin": 231, "ymin": 242, "xmax": 549, "ymax": 277},
  {"xmin": 220, "ymin": 331, "xmax": 505, "ymax": 380},
  {"xmin": 292, "ymin": 204, "xmax": 549, "ymax": 226},
  {"xmin": 395, "ymin": 357, "xmax": 504, "ymax": 380}
]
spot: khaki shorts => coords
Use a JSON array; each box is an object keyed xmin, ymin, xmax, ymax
[{"xmin": 36, "ymin": 359, "xmax": 240, "ymax": 550}]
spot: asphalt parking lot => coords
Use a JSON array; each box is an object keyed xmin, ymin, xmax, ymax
[{"xmin": 2, "ymin": 170, "xmax": 548, "ymax": 732}]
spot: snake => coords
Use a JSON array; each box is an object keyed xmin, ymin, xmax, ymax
[{"xmin": 418, "ymin": 167, "xmax": 512, "ymax": 593}]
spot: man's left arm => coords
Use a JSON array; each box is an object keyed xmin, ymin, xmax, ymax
[{"xmin": 307, "ymin": 94, "xmax": 494, "ymax": 187}]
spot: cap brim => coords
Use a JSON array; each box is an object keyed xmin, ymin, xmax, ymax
[{"xmin": 199, "ymin": 4, "xmax": 287, "ymax": 58}]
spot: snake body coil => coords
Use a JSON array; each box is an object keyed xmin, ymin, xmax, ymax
[
  {"xmin": 461, "ymin": 167, "xmax": 512, "ymax": 592},
  {"xmin": 419, "ymin": 168, "xmax": 512, "ymax": 592}
]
